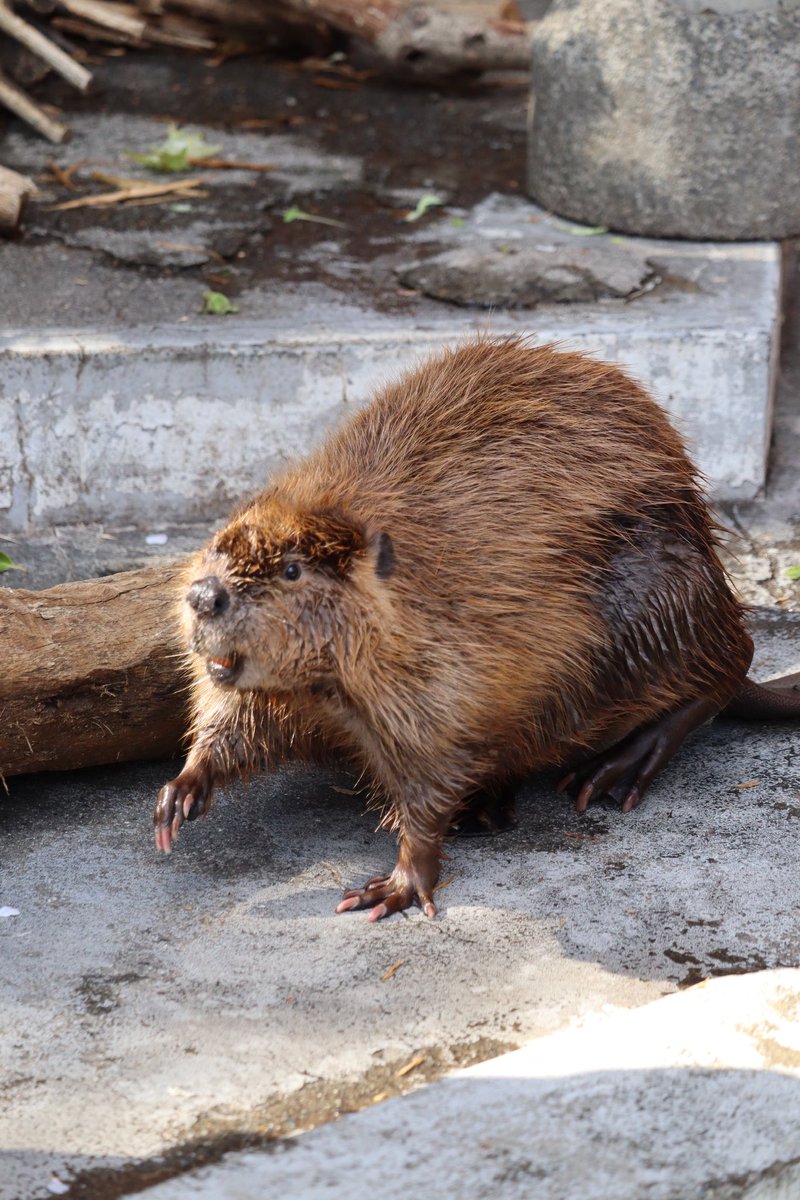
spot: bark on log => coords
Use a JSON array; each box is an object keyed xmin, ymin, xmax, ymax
[
  {"xmin": 0, "ymin": 562, "xmax": 188, "ymax": 781},
  {"xmin": 267, "ymin": 0, "xmax": 534, "ymax": 72}
]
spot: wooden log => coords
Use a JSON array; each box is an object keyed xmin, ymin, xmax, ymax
[
  {"xmin": 57, "ymin": 0, "xmax": 148, "ymax": 40},
  {"xmin": 267, "ymin": 0, "xmax": 534, "ymax": 72},
  {"xmin": 0, "ymin": 163, "xmax": 36, "ymax": 235},
  {"xmin": 0, "ymin": 562, "xmax": 188, "ymax": 782}
]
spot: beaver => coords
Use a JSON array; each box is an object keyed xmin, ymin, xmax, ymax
[{"xmin": 154, "ymin": 338, "xmax": 800, "ymax": 920}]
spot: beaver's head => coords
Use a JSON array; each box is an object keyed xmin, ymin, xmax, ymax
[{"xmin": 182, "ymin": 497, "xmax": 395, "ymax": 693}]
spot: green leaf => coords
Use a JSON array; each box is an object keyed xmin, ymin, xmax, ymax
[
  {"xmin": 202, "ymin": 290, "xmax": 238, "ymax": 316},
  {"xmin": 130, "ymin": 124, "xmax": 219, "ymax": 173},
  {"xmin": 0, "ymin": 551, "xmax": 21, "ymax": 573},
  {"xmin": 786, "ymin": 565, "xmax": 800, "ymax": 581},
  {"xmin": 449, "ymin": 216, "xmax": 466, "ymax": 228},
  {"xmin": 404, "ymin": 193, "xmax": 445, "ymax": 223},
  {"xmin": 282, "ymin": 206, "xmax": 346, "ymax": 229}
]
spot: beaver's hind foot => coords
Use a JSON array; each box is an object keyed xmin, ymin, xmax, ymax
[{"xmin": 558, "ymin": 696, "xmax": 720, "ymax": 814}]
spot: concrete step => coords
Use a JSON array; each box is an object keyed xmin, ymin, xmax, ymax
[
  {"xmin": 136, "ymin": 967, "xmax": 800, "ymax": 1200},
  {"xmin": 0, "ymin": 195, "xmax": 782, "ymax": 533}
]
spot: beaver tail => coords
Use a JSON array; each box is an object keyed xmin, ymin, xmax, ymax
[{"xmin": 723, "ymin": 672, "xmax": 800, "ymax": 720}]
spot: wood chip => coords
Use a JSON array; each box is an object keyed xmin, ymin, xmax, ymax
[
  {"xmin": 382, "ymin": 960, "xmax": 405, "ymax": 981},
  {"xmin": 734, "ymin": 780, "xmax": 761, "ymax": 790},
  {"xmin": 396, "ymin": 1055, "xmax": 425, "ymax": 1078}
]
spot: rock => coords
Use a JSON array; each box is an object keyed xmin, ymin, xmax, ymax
[
  {"xmin": 398, "ymin": 241, "xmax": 658, "ymax": 307},
  {"xmin": 527, "ymin": 0, "xmax": 800, "ymax": 240},
  {"xmin": 49, "ymin": 219, "xmax": 256, "ymax": 270}
]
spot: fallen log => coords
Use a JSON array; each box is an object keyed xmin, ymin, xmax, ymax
[
  {"xmin": 0, "ymin": 162, "xmax": 37, "ymax": 234},
  {"xmin": 0, "ymin": 561, "xmax": 188, "ymax": 782},
  {"xmin": 270, "ymin": 0, "xmax": 533, "ymax": 73}
]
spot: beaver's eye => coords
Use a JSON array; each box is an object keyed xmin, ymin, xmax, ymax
[{"xmin": 282, "ymin": 561, "xmax": 302, "ymax": 582}]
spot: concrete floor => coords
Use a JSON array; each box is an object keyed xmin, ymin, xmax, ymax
[{"xmin": 1, "ymin": 608, "xmax": 799, "ymax": 1199}]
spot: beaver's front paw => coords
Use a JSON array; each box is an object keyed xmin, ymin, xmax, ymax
[
  {"xmin": 335, "ymin": 865, "xmax": 438, "ymax": 921},
  {"xmin": 153, "ymin": 766, "xmax": 214, "ymax": 853}
]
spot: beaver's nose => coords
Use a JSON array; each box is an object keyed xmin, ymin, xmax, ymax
[{"xmin": 186, "ymin": 575, "xmax": 230, "ymax": 617}]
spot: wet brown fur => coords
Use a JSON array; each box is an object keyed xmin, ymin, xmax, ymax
[{"xmin": 158, "ymin": 337, "xmax": 758, "ymax": 912}]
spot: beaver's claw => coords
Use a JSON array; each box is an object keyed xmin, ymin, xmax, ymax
[
  {"xmin": 336, "ymin": 867, "xmax": 437, "ymax": 921},
  {"xmin": 153, "ymin": 767, "xmax": 214, "ymax": 853}
]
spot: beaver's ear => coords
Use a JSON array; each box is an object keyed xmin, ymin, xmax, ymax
[{"xmin": 371, "ymin": 530, "xmax": 396, "ymax": 580}]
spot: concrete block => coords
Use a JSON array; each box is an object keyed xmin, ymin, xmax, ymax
[
  {"xmin": 528, "ymin": 0, "xmax": 800, "ymax": 239},
  {"xmin": 139, "ymin": 969, "xmax": 800, "ymax": 1200},
  {"xmin": 0, "ymin": 199, "xmax": 782, "ymax": 531}
]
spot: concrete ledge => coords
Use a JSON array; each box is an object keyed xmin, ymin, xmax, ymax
[
  {"xmin": 0, "ymin": 198, "xmax": 782, "ymax": 530},
  {"xmin": 140, "ymin": 968, "xmax": 800, "ymax": 1200}
]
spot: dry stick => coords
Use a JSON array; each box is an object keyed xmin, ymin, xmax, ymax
[
  {"xmin": 46, "ymin": 157, "xmax": 84, "ymax": 189},
  {"xmin": 52, "ymin": 13, "xmax": 140, "ymax": 41},
  {"xmin": 50, "ymin": 174, "xmax": 208, "ymax": 209},
  {"xmin": 0, "ymin": 68, "xmax": 69, "ymax": 141},
  {"xmin": 56, "ymin": 0, "xmax": 147, "ymax": 39},
  {"xmin": 0, "ymin": 1, "xmax": 92, "ymax": 89},
  {"xmin": 188, "ymin": 157, "xmax": 274, "ymax": 171},
  {"xmin": 53, "ymin": 11, "xmax": 214, "ymax": 48},
  {"xmin": 141, "ymin": 19, "xmax": 214, "ymax": 49}
]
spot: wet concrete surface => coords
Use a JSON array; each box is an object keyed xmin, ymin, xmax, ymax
[{"xmin": 0, "ymin": 51, "xmax": 530, "ymax": 328}]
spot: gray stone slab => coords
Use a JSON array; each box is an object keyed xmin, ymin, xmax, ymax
[
  {"xmin": 139, "ymin": 968, "xmax": 800, "ymax": 1200},
  {"xmin": 0, "ymin": 198, "xmax": 782, "ymax": 531},
  {"xmin": 1, "ymin": 611, "xmax": 798, "ymax": 1200}
]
